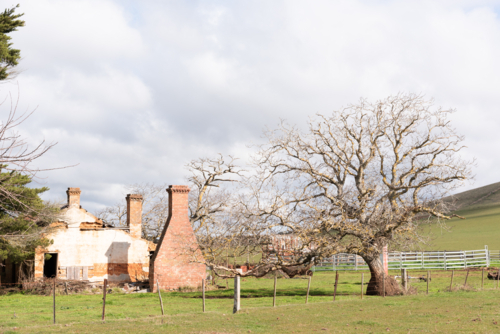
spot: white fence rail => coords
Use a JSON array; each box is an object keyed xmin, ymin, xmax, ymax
[{"xmin": 313, "ymin": 246, "xmax": 492, "ymax": 272}]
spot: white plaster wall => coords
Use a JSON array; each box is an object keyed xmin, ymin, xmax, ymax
[
  {"xmin": 41, "ymin": 206, "xmax": 151, "ymax": 282},
  {"xmin": 46, "ymin": 227, "xmax": 150, "ymax": 267},
  {"xmin": 61, "ymin": 206, "xmax": 100, "ymax": 227}
]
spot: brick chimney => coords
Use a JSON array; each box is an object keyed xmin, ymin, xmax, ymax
[
  {"xmin": 66, "ymin": 188, "xmax": 81, "ymax": 208},
  {"xmin": 150, "ymin": 185, "xmax": 205, "ymax": 292},
  {"xmin": 126, "ymin": 194, "xmax": 143, "ymax": 239}
]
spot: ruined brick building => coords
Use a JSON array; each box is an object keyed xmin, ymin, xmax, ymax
[{"xmin": 2, "ymin": 185, "xmax": 206, "ymax": 291}]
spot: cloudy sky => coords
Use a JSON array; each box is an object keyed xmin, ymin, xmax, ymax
[{"xmin": 5, "ymin": 0, "xmax": 500, "ymax": 211}]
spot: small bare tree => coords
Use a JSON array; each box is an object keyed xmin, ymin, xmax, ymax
[
  {"xmin": 187, "ymin": 155, "xmax": 318, "ymax": 279},
  {"xmin": 187, "ymin": 154, "xmax": 241, "ymax": 234},
  {"xmin": 95, "ymin": 183, "xmax": 169, "ymax": 240},
  {"xmin": 0, "ymin": 94, "xmax": 63, "ymax": 235},
  {"xmin": 250, "ymin": 94, "xmax": 472, "ymax": 295},
  {"xmin": 0, "ymin": 94, "xmax": 67, "ymax": 278}
]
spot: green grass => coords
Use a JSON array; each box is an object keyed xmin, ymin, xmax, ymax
[{"xmin": 2, "ymin": 270, "xmax": 500, "ymax": 333}]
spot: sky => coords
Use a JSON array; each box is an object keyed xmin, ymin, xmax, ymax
[{"xmin": 5, "ymin": 0, "xmax": 500, "ymax": 211}]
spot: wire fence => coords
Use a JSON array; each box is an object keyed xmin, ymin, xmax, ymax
[{"xmin": 2, "ymin": 267, "xmax": 500, "ymax": 331}]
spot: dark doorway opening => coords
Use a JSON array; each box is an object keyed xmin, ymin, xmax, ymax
[{"xmin": 43, "ymin": 253, "xmax": 58, "ymax": 278}]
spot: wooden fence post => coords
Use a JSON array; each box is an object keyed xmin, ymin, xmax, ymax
[
  {"xmin": 305, "ymin": 276, "xmax": 311, "ymax": 304},
  {"xmin": 497, "ymin": 269, "xmax": 499, "ymax": 289},
  {"xmin": 427, "ymin": 271, "xmax": 430, "ymax": 295},
  {"xmin": 53, "ymin": 279, "xmax": 56, "ymax": 325},
  {"xmin": 383, "ymin": 271, "xmax": 385, "ymax": 298},
  {"xmin": 233, "ymin": 275, "xmax": 240, "ymax": 314},
  {"xmin": 202, "ymin": 279, "xmax": 206, "ymax": 313},
  {"xmin": 464, "ymin": 270, "xmax": 469, "ymax": 286},
  {"xmin": 449, "ymin": 270, "xmax": 454, "ymax": 291},
  {"xmin": 401, "ymin": 269, "xmax": 407, "ymax": 292},
  {"xmin": 273, "ymin": 272, "xmax": 277, "ymax": 307},
  {"xmin": 361, "ymin": 273, "xmax": 364, "ymax": 299},
  {"xmin": 157, "ymin": 280, "xmax": 164, "ymax": 316},
  {"xmin": 102, "ymin": 279, "xmax": 108, "ymax": 321},
  {"xmin": 64, "ymin": 282, "xmax": 68, "ymax": 295},
  {"xmin": 482, "ymin": 268, "xmax": 484, "ymax": 290},
  {"xmin": 333, "ymin": 271, "xmax": 339, "ymax": 301}
]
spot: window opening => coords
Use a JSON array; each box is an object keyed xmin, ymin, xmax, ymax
[{"xmin": 43, "ymin": 253, "xmax": 58, "ymax": 278}]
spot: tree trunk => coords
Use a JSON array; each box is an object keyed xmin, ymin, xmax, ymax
[{"xmin": 365, "ymin": 257, "xmax": 402, "ymax": 296}]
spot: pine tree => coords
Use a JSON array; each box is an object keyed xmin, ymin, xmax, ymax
[
  {"xmin": 0, "ymin": 167, "xmax": 53, "ymax": 264},
  {"xmin": 0, "ymin": 5, "xmax": 24, "ymax": 81}
]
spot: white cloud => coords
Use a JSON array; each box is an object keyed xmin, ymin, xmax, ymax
[
  {"xmin": 4, "ymin": 0, "xmax": 500, "ymax": 210},
  {"xmin": 16, "ymin": 0, "xmax": 144, "ymax": 73}
]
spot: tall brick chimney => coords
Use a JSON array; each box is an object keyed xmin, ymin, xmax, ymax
[
  {"xmin": 66, "ymin": 188, "xmax": 81, "ymax": 208},
  {"xmin": 126, "ymin": 194, "xmax": 143, "ymax": 239},
  {"xmin": 150, "ymin": 185, "xmax": 205, "ymax": 292}
]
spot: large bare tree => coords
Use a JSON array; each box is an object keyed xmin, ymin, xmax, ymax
[
  {"xmin": 249, "ymin": 94, "xmax": 471, "ymax": 295},
  {"xmin": 98, "ymin": 95, "xmax": 471, "ymax": 294}
]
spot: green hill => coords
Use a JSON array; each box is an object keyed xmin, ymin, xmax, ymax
[
  {"xmin": 442, "ymin": 181, "xmax": 500, "ymax": 211},
  {"xmin": 424, "ymin": 182, "xmax": 500, "ymax": 251}
]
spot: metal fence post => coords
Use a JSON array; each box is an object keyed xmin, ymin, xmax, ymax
[{"xmin": 486, "ymin": 245, "xmax": 490, "ymax": 268}]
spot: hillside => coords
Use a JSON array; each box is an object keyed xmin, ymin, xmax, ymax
[
  {"xmin": 424, "ymin": 182, "xmax": 500, "ymax": 251},
  {"xmin": 442, "ymin": 181, "xmax": 500, "ymax": 211}
]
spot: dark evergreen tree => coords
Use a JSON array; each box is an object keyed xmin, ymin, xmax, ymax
[
  {"xmin": 0, "ymin": 167, "xmax": 54, "ymax": 264},
  {"xmin": 0, "ymin": 5, "xmax": 24, "ymax": 80}
]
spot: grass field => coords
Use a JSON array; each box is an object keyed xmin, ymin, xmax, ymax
[
  {"xmin": 2, "ymin": 270, "xmax": 500, "ymax": 333},
  {"xmin": 425, "ymin": 204, "xmax": 500, "ymax": 251},
  {"xmin": 424, "ymin": 181, "xmax": 500, "ymax": 251}
]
